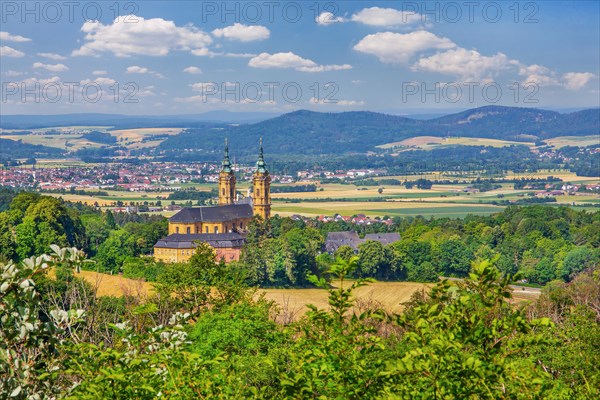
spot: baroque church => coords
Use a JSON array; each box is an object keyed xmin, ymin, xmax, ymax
[{"xmin": 153, "ymin": 140, "xmax": 271, "ymax": 263}]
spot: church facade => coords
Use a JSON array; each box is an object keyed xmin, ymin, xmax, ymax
[{"xmin": 153, "ymin": 140, "xmax": 271, "ymax": 263}]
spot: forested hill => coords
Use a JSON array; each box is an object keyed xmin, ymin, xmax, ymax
[
  {"xmin": 429, "ymin": 106, "xmax": 600, "ymax": 138},
  {"xmin": 159, "ymin": 106, "xmax": 600, "ymax": 156},
  {"xmin": 0, "ymin": 138, "xmax": 64, "ymax": 161}
]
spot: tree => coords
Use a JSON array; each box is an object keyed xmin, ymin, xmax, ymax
[
  {"xmin": 103, "ymin": 210, "xmax": 116, "ymax": 229},
  {"xmin": 560, "ymin": 247, "xmax": 599, "ymax": 281},
  {"xmin": 0, "ymin": 246, "xmax": 87, "ymax": 399},
  {"xmin": 434, "ymin": 238, "xmax": 473, "ymax": 277},
  {"xmin": 275, "ymin": 257, "xmax": 389, "ymax": 399},
  {"xmin": 14, "ymin": 197, "xmax": 85, "ymax": 260},
  {"xmin": 385, "ymin": 259, "xmax": 554, "ymax": 398},
  {"xmin": 95, "ymin": 230, "xmax": 137, "ymax": 273},
  {"xmin": 356, "ymin": 240, "xmax": 394, "ymax": 279},
  {"xmin": 334, "ymin": 245, "xmax": 355, "ymax": 261}
]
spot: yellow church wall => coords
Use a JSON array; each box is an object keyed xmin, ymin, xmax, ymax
[
  {"xmin": 153, "ymin": 245, "xmax": 242, "ymax": 264},
  {"xmin": 168, "ymin": 218, "xmax": 251, "ymax": 235}
]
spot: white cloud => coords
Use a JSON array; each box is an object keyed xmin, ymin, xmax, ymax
[
  {"xmin": 0, "ymin": 31, "xmax": 31, "ymax": 42},
  {"xmin": 248, "ymin": 52, "xmax": 351, "ymax": 72},
  {"xmin": 72, "ymin": 16, "xmax": 212, "ymax": 57},
  {"xmin": 413, "ymin": 48, "xmax": 512, "ymax": 80},
  {"xmin": 80, "ymin": 77, "xmax": 117, "ymax": 86},
  {"xmin": 138, "ymin": 85, "xmax": 156, "ymax": 97},
  {"xmin": 1, "ymin": 46, "xmax": 25, "ymax": 58},
  {"xmin": 315, "ymin": 12, "xmax": 345, "ymax": 25},
  {"xmin": 32, "ymin": 62, "xmax": 69, "ymax": 72},
  {"xmin": 518, "ymin": 64, "xmax": 558, "ymax": 86},
  {"xmin": 126, "ymin": 66, "xmax": 149, "ymax": 74},
  {"xmin": 21, "ymin": 76, "xmax": 61, "ymax": 86},
  {"xmin": 212, "ymin": 23, "xmax": 270, "ymax": 42},
  {"xmin": 4, "ymin": 70, "xmax": 23, "ymax": 77},
  {"xmin": 92, "ymin": 70, "xmax": 107, "ymax": 75},
  {"xmin": 562, "ymin": 72, "xmax": 595, "ymax": 90},
  {"xmin": 351, "ymin": 7, "xmax": 422, "ymax": 26},
  {"xmin": 183, "ymin": 66, "xmax": 202, "ymax": 74},
  {"xmin": 354, "ymin": 31, "xmax": 455, "ymax": 64},
  {"xmin": 37, "ymin": 52, "xmax": 66, "ymax": 60},
  {"xmin": 309, "ymin": 97, "xmax": 365, "ymax": 106},
  {"xmin": 126, "ymin": 65, "xmax": 164, "ymax": 78},
  {"xmin": 189, "ymin": 82, "xmax": 219, "ymax": 92}
]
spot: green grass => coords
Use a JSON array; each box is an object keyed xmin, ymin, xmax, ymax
[{"xmin": 365, "ymin": 206, "xmax": 504, "ymax": 218}]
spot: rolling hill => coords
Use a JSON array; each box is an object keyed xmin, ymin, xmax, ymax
[{"xmin": 158, "ymin": 106, "xmax": 599, "ymax": 156}]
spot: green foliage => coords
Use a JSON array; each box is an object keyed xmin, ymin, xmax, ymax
[
  {"xmin": 188, "ymin": 298, "xmax": 283, "ymax": 359},
  {"xmin": 240, "ymin": 220, "xmax": 324, "ymax": 287},
  {"xmin": 0, "ymin": 246, "xmax": 87, "ymax": 399},
  {"xmin": 275, "ymin": 257, "xmax": 389, "ymax": 398},
  {"xmin": 122, "ymin": 257, "xmax": 165, "ymax": 281},
  {"xmin": 2, "ymin": 244, "xmax": 599, "ymax": 399},
  {"xmin": 385, "ymin": 259, "xmax": 555, "ymax": 398}
]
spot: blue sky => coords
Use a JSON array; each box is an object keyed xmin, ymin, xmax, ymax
[{"xmin": 1, "ymin": 1, "xmax": 598, "ymax": 114}]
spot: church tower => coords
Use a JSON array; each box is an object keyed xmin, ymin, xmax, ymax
[
  {"xmin": 218, "ymin": 139, "xmax": 236, "ymax": 205},
  {"xmin": 252, "ymin": 138, "xmax": 271, "ymax": 220}
]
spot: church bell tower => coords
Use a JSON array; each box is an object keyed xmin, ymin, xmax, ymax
[
  {"xmin": 218, "ymin": 139, "xmax": 236, "ymax": 205},
  {"xmin": 252, "ymin": 138, "xmax": 271, "ymax": 220}
]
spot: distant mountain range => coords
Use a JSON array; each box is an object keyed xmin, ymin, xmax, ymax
[
  {"xmin": 0, "ymin": 111, "xmax": 280, "ymax": 129},
  {"xmin": 2, "ymin": 106, "xmax": 598, "ymax": 158},
  {"xmin": 158, "ymin": 106, "xmax": 600, "ymax": 156}
]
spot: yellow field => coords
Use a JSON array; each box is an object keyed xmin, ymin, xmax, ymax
[
  {"xmin": 378, "ymin": 135, "xmax": 599, "ymax": 151},
  {"xmin": 69, "ymin": 271, "xmax": 538, "ymax": 318},
  {"xmin": 378, "ymin": 136, "xmax": 534, "ymax": 150},
  {"xmin": 1, "ymin": 127, "xmax": 183, "ymax": 152},
  {"xmin": 545, "ymin": 135, "xmax": 600, "ymax": 149},
  {"xmin": 2, "ymin": 134, "xmax": 103, "ymax": 150},
  {"xmin": 110, "ymin": 128, "xmax": 183, "ymax": 150},
  {"xmin": 271, "ymin": 184, "xmax": 439, "ymax": 200}
]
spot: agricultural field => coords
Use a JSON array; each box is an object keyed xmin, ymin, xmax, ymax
[
  {"xmin": 110, "ymin": 128, "xmax": 184, "ymax": 149},
  {"xmin": 378, "ymin": 136, "xmax": 535, "ymax": 151},
  {"xmin": 378, "ymin": 135, "xmax": 599, "ymax": 152},
  {"xmin": 544, "ymin": 135, "xmax": 600, "ymax": 148},
  {"xmin": 40, "ymin": 174, "xmax": 599, "ymax": 218},
  {"xmin": 71, "ymin": 270, "xmax": 539, "ymax": 318},
  {"xmin": 1, "ymin": 126, "xmax": 183, "ymax": 151},
  {"xmin": 272, "ymin": 201, "xmax": 505, "ymax": 218}
]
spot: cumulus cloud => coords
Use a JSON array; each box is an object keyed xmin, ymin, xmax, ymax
[
  {"xmin": 248, "ymin": 52, "xmax": 351, "ymax": 72},
  {"xmin": 354, "ymin": 31, "xmax": 455, "ymax": 64},
  {"xmin": 351, "ymin": 7, "xmax": 422, "ymax": 26},
  {"xmin": 1, "ymin": 46, "xmax": 25, "ymax": 58},
  {"xmin": 21, "ymin": 76, "xmax": 61, "ymax": 86},
  {"xmin": 80, "ymin": 77, "xmax": 117, "ymax": 86},
  {"xmin": 37, "ymin": 52, "xmax": 67, "ymax": 60},
  {"xmin": 562, "ymin": 72, "xmax": 595, "ymax": 90},
  {"xmin": 413, "ymin": 48, "xmax": 513, "ymax": 80},
  {"xmin": 72, "ymin": 16, "xmax": 212, "ymax": 57},
  {"xmin": 212, "ymin": 23, "xmax": 270, "ymax": 42},
  {"xmin": 315, "ymin": 12, "xmax": 345, "ymax": 25},
  {"xmin": 32, "ymin": 62, "xmax": 69, "ymax": 72},
  {"xmin": 126, "ymin": 65, "xmax": 164, "ymax": 78},
  {"xmin": 183, "ymin": 66, "xmax": 202, "ymax": 74},
  {"xmin": 92, "ymin": 70, "xmax": 107, "ymax": 75},
  {"xmin": 126, "ymin": 66, "xmax": 149, "ymax": 74},
  {"xmin": 4, "ymin": 70, "xmax": 23, "ymax": 77},
  {"xmin": 189, "ymin": 82, "xmax": 220, "ymax": 92},
  {"xmin": 0, "ymin": 31, "xmax": 31, "ymax": 42},
  {"xmin": 518, "ymin": 64, "xmax": 559, "ymax": 86},
  {"xmin": 518, "ymin": 65, "xmax": 594, "ymax": 90},
  {"xmin": 309, "ymin": 97, "xmax": 365, "ymax": 106}
]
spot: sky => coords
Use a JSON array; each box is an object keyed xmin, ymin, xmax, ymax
[{"xmin": 1, "ymin": 1, "xmax": 599, "ymax": 115}]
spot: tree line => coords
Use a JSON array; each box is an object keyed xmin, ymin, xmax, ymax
[{"xmin": 1, "ymin": 193, "xmax": 598, "ymax": 287}]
